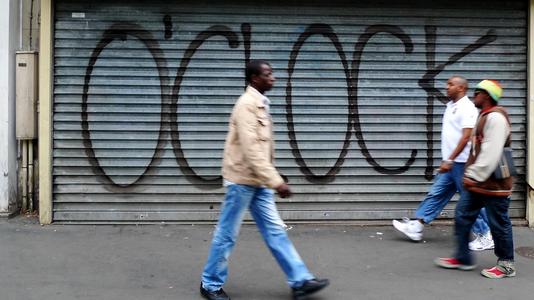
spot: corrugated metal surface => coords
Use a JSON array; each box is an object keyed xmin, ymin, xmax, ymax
[{"xmin": 52, "ymin": 0, "xmax": 528, "ymax": 222}]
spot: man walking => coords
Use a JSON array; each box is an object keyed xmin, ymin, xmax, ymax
[
  {"xmin": 199, "ymin": 60, "xmax": 329, "ymax": 300},
  {"xmin": 435, "ymin": 80, "xmax": 516, "ymax": 279},
  {"xmin": 393, "ymin": 76, "xmax": 493, "ymax": 248}
]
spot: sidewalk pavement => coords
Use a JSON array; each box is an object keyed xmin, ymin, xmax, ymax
[{"xmin": 1, "ymin": 216, "xmax": 533, "ymax": 300}]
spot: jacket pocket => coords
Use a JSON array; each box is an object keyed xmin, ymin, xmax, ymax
[{"xmin": 257, "ymin": 117, "xmax": 271, "ymax": 141}]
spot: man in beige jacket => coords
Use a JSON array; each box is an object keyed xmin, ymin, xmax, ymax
[{"xmin": 200, "ymin": 60, "xmax": 329, "ymax": 300}]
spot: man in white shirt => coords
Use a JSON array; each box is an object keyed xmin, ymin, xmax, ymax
[{"xmin": 392, "ymin": 76, "xmax": 492, "ymax": 246}]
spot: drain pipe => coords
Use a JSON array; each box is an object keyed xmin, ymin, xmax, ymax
[
  {"xmin": 18, "ymin": 139, "xmax": 35, "ymax": 213},
  {"xmin": 19, "ymin": 0, "xmax": 23, "ymax": 49},
  {"xmin": 28, "ymin": 140, "xmax": 34, "ymax": 212},
  {"xmin": 17, "ymin": 141, "xmax": 23, "ymax": 212},
  {"xmin": 21, "ymin": 140, "xmax": 28, "ymax": 213},
  {"xmin": 29, "ymin": 0, "xmax": 34, "ymax": 50}
]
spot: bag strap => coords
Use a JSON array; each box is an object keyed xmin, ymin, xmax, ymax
[{"xmin": 476, "ymin": 106, "xmax": 512, "ymax": 147}]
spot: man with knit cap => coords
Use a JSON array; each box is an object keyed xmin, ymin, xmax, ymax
[{"xmin": 435, "ymin": 80, "xmax": 516, "ymax": 279}]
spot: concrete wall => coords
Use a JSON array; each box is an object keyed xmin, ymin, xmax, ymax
[{"xmin": 0, "ymin": 0, "xmax": 20, "ymax": 216}]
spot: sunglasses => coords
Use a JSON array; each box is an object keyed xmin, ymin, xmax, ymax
[{"xmin": 473, "ymin": 90, "xmax": 485, "ymax": 96}]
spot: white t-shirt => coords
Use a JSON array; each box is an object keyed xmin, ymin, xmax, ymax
[{"xmin": 441, "ymin": 96, "xmax": 478, "ymax": 163}]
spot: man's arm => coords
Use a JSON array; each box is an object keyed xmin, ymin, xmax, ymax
[
  {"xmin": 464, "ymin": 113, "xmax": 509, "ymax": 182},
  {"xmin": 438, "ymin": 128, "xmax": 472, "ymax": 173}
]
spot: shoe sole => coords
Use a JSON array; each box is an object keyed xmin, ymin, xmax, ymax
[
  {"xmin": 469, "ymin": 246, "xmax": 495, "ymax": 251},
  {"xmin": 481, "ymin": 270, "xmax": 516, "ymax": 279},
  {"xmin": 392, "ymin": 220, "xmax": 422, "ymax": 242},
  {"xmin": 434, "ymin": 258, "xmax": 477, "ymax": 271},
  {"xmin": 200, "ymin": 286, "xmax": 230, "ymax": 300},
  {"xmin": 293, "ymin": 282, "xmax": 330, "ymax": 300}
]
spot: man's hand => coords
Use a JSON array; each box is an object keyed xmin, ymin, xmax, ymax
[
  {"xmin": 437, "ymin": 160, "xmax": 453, "ymax": 173},
  {"xmin": 275, "ymin": 183, "xmax": 292, "ymax": 198}
]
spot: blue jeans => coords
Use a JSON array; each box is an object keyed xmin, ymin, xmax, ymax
[
  {"xmin": 414, "ymin": 162, "xmax": 490, "ymax": 234},
  {"xmin": 454, "ymin": 192, "xmax": 514, "ymax": 265},
  {"xmin": 201, "ymin": 184, "xmax": 314, "ymax": 292}
]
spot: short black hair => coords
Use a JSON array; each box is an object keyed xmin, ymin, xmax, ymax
[{"xmin": 245, "ymin": 60, "xmax": 270, "ymax": 84}]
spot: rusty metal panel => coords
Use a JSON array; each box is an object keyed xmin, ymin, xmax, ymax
[{"xmin": 52, "ymin": 0, "xmax": 527, "ymax": 222}]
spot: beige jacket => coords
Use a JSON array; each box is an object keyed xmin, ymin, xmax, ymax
[{"xmin": 222, "ymin": 86, "xmax": 284, "ymax": 188}]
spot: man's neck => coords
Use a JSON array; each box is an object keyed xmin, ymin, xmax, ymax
[
  {"xmin": 481, "ymin": 103, "xmax": 497, "ymax": 113},
  {"xmin": 250, "ymin": 84, "xmax": 264, "ymax": 95},
  {"xmin": 452, "ymin": 94, "xmax": 465, "ymax": 103}
]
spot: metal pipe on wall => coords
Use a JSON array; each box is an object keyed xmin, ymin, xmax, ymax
[
  {"xmin": 17, "ymin": 141, "xmax": 23, "ymax": 212},
  {"xmin": 18, "ymin": 139, "xmax": 36, "ymax": 213},
  {"xmin": 29, "ymin": 0, "xmax": 34, "ymax": 50},
  {"xmin": 21, "ymin": 140, "xmax": 28, "ymax": 213},
  {"xmin": 19, "ymin": 0, "xmax": 23, "ymax": 49},
  {"xmin": 28, "ymin": 140, "xmax": 34, "ymax": 212}
]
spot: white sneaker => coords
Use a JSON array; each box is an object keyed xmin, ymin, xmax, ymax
[
  {"xmin": 469, "ymin": 231, "xmax": 494, "ymax": 251},
  {"xmin": 468, "ymin": 233, "xmax": 483, "ymax": 250},
  {"xmin": 392, "ymin": 217, "xmax": 424, "ymax": 241}
]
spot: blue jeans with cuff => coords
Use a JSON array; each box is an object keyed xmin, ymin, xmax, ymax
[{"xmin": 201, "ymin": 184, "xmax": 314, "ymax": 292}]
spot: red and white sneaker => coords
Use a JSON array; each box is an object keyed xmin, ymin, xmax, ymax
[
  {"xmin": 481, "ymin": 260, "xmax": 516, "ymax": 279},
  {"xmin": 434, "ymin": 257, "xmax": 477, "ymax": 271}
]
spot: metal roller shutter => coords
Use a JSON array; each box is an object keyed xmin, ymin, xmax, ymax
[{"xmin": 52, "ymin": 0, "xmax": 527, "ymax": 222}]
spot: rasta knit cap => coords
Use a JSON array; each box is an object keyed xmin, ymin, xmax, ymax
[{"xmin": 475, "ymin": 80, "xmax": 503, "ymax": 101}]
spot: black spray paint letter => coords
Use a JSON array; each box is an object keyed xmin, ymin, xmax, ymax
[
  {"xmin": 169, "ymin": 25, "xmax": 240, "ymax": 187},
  {"xmin": 352, "ymin": 25, "xmax": 417, "ymax": 175},
  {"xmin": 418, "ymin": 25, "xmax": 497, "ymax": 180},
  {"xmin": 82, "ymin": 22, "xmax": 169, "ymax": 190},
  {"xmin": 286, "ymin": 24, "xmax": 352, "ymax": 184}
]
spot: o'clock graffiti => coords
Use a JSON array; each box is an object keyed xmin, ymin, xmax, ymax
[{"xmin": 81, "ymin": 15, "xmax": 497, "ymax": 190}]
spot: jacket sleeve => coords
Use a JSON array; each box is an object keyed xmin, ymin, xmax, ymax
[
  {"xmin": 234, "ymin": 102, "xmax": 284, "ymax": 189},
  {"xmin": 464, "ymin": 112, "xmax": 510, "ymax": 182}
]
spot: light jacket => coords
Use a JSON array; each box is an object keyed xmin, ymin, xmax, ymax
[
  {"xmin": 222, "ymin": 86, "xmax": 284, "ymax": 188},
  {"xmin": 463, "ymin": 106, "xmax": 513, "ymax": 196}
]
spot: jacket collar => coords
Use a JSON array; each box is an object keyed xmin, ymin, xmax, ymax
[{"xmin": 246, "ymin": 86, "xmax": 268, "ymax": 108}]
